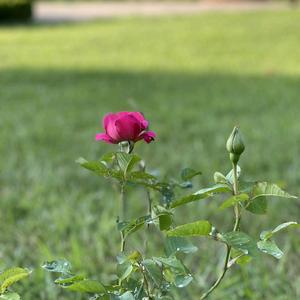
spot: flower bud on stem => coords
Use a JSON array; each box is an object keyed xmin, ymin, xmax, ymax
[
  {"xmin": 226, "ymin": 126, "xmax": 245, "ymax": 165},
  {"xmin": 200, "ymin": 127, "xmax": 244, "ymax": 300}
]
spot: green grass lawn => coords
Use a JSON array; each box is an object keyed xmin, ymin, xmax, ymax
[{"xmin": 1, "ymin": 10, "xmax": 300, "ymax": 299}]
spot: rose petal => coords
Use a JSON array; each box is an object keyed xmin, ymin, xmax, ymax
[
  {"xmin": 115, "ymin": 115, "xmax": 141, "ymax": 141},
  {"xmin": 95, "ymin": 133, "xmax": 116, "ymax": 144},
  {"xmin": 130, "ymin": 112, "xmax": 148, "ymax": 130},
  {"xmin": 142, "ymin": 131, "xmax": 156, "ymax": 143},
  {"xmin": 103, "ymin": 113, "xmax": 116, "ymax": 131}
]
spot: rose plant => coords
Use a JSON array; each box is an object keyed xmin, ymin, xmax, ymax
[{"xmin": 43, "ymin": 112, "xmax": 299, "ymax": 300}]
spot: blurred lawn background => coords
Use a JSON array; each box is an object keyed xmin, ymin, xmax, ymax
[{"xmin": 1, "ymin": 9, "xmax": 300, "ymax": 300}]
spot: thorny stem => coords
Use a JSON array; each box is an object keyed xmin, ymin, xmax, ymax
[{"xmin": 200, "ymin": 163, "xmax": 240, "ymax": 300}]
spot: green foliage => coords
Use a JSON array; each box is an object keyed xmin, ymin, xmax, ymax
[
  {"xmin": 117, "ymin": 215, "xmax": 151, "ymax": 239},
  {"xmin": 245, "ymin": 182, "xmax": 297, "ymax": 215},
  {"xmin": 257, "ymin": 240, "xmax": 283, "ymax": 259},
  {"xmin": 170, "ymin": 184, "xmax": 231, "ymax": 208},
  {"xmin": 246, "ymin": 196, "xmax": 268, "ymax": 215},
  {"xmin": 260, "ymin": 221, "xmax": 299, "ymax": 240},
  {"xmin": 219, "ymin": 193, "xmax": 249, "ymax": 210},
  {"xmin": 115, "ymin": 153, "xmax": 141, "ymax": 179},
  {"xmin": 152, "ymin": 205, "xmax": 173, "ymax": 231},
  {"xmin": 141, "ymin": 256, "xmax": 192, "ymax": 291},
  {"xmin": 49, "ymin": 126, "xmax": 299, "ymax": 299},
  {"xmin": 42, "ymin": 260, "xmax": 106, "ymax": 296},
  {"xmin": 250, "ymin": 182, "xmax": 296, "ymax": 200},
  {"xmin": 225, "ymin": 165, "xmax": 241, "ymax": 185},
  {"xmin": 256, "ymin": 222, "xmax": 299, "ymax": 259},
  {"xmin": 0, "ymin": 268, "xmax": 30, "ymax": 298},
  {"xmin": 180, "ymin": 168, "xmax": 202, "ymax": 181},
  {"xmin": 167, "ymin": 220, "xmax": 212, "ymax": 237},
  {"xmin": 220, "ymin": 232, "xmax": 258, "ymax": 257},
  {"xmin": 0, "ymin": 293, "xmax": 20, "ymax": 300},
  {"xmin": 42, "ymin": 259, "xmax": 72, "ymax": 274},
  {"xmin": 76, "ymin": 157, "xmax": 123, "ymax": 180},
  {"xmin": 164, "ymin": 237, "xmax": 198, "ymax": 256},
  {"xmin": 65, "ymin": 280, "xmax": 106, "ymax": 293},
  {"xmin": 115, "ymin": 251, "xmax": 193, "ymax": 298}
]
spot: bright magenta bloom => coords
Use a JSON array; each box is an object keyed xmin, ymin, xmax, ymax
[{"xmin": 95, "ymin": 112, "xmax": 156, "ymax": 144}]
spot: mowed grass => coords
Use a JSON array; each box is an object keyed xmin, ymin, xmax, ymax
[{"xmin": 1, "ymin": 10, "xmax": 300, "ymax": 299}]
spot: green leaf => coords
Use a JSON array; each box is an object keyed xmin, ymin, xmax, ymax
[
  {"xmin": 167, "ymin": 220, "xmax": 212, "ymax": 237},
  {"xmin": 219, "ymin": 193, "xmax": 249, "ymax": 210},
  {"xmin": 230, "ymin": 249, "xmax": 252, "ymax": 266},
  {"xmin": 153, "ymin": 205, "xmax": 173, "ymax": 231},
  {"xmin": 174, "ymin": 274, "xmax": 193, "ymax": 288},
  {"xmin": 142, "ymin": 259, "xmax": 163, "ymax": 288},
  {"xmin": 239, "ymin": 181, "xmax": 255, "ymax": 194},
  {"xmin": 152, "ymin": 257, "xmax": 193, "ymax": 288},
  {"xmin": 0, "ymin": 268, "xmax": 30, "ymax": 294},
  {"xmin": 127, "ymin": 171, "xmax": 158, "ymax": 188},
  {"xmin": 171, "ymin": 184, "xmax": 231, "ymax": 208},
  {"xmin": 65, "ymin": 279, "xmax": 106, "ymax": 293},
  {"xmin": 42, "ymin": 259, "xmax": 72, "ymax": 274},
  {"xmin": 260, "ymin": 221, "xmax": 299, "ymax": 241},
  {"xmin": 243, "ymin": 182, "xmax": 296, "ymax": 215},
  {"xmin": 220, "ymin": 232, "xmax": 258, "ymax": 256},
  {"xmin": 165, "ymin": 237, "xmax": 198, "ymax": 256},
  {"xmin": 0, "ymin": 293, "xmax": 20, "ymax": 300},
  {"xmin": 181, "ymin": 168, "xmax": 202, "ymax": 181},
  {"xmin": 55, "ymin": 275, "xmax": 86, "ymax": 286},
  {"xmin": 117, "ymin": 262, "xmax": 134, "ymax": 282},
  {"xmin": 158, "ymin": 214, "xmax": 173, "ymax": 231},
  {"xmin": 76, "ymin": 158, "xmax": 122, "ymax": 180},
  {"xmin": 271, "ymin": 221, "xmax": 299, "ymax": 233},
  {"xmin": 246, "ymin": 196, "xmax": 267, "ymax": 214},
  {"xmin": 236, "ymin": 255, "xmax": 252, "ymax": 265},
  {"xmin": 226, "ymin": 165, "xmax": 241, "ymax": 185},
  {"xmin": 257, "ymin": 240, "xmax": 283, "ymax": 259},
  {"xmin": 116, "ymin": 251, "xmax": 142, "ymax": 266},
  {"xmin": 213, "ymin": 172, "xmax": 227, "ymax": 184},
  {"xmin": 153, "ymin": 256, "xmax": 186, "ymax": 274},
  {"xmin": 117, "ymin": 215, "xmax": 151, "ymax": 238},
  {"xmin": 115, "ymin": 152, "xmax": 141, "ymax": 177},
  {"xmin": 251, "ymin": 182, "xmax": 297, "ymax": 200},
  {"xmin": 127, "ymin": 251, "xmax": 142, "ymax": 263},
  {"xmin": 100, "ymin": 152, "xmax": 116, "ymax": 164},
  {"xmin": 118, "ymin": 291, "xmax": 135, "ymax": 300}
]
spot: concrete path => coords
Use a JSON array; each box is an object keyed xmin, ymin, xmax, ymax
[{"xmin": 34, "ymin": 1, "xmax": 288, "ymax": 22}]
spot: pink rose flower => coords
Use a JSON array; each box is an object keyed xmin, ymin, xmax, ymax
[{"xmin": 95, "ymin": 112, "xmax": 156, "ymax": 144}]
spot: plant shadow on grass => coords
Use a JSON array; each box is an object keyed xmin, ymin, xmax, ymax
[
  {"xmin": 0, "ymin": 68, "xmax": 300, "ymax": 299},
  {"xmin": 0, "ymin": 15, "xmax": 122, "ymax": 29}
]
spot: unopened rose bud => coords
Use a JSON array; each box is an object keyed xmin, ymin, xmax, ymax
[{"xmin": 226, "ymin": 127, "xmax": 245, "ymax": 164}]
